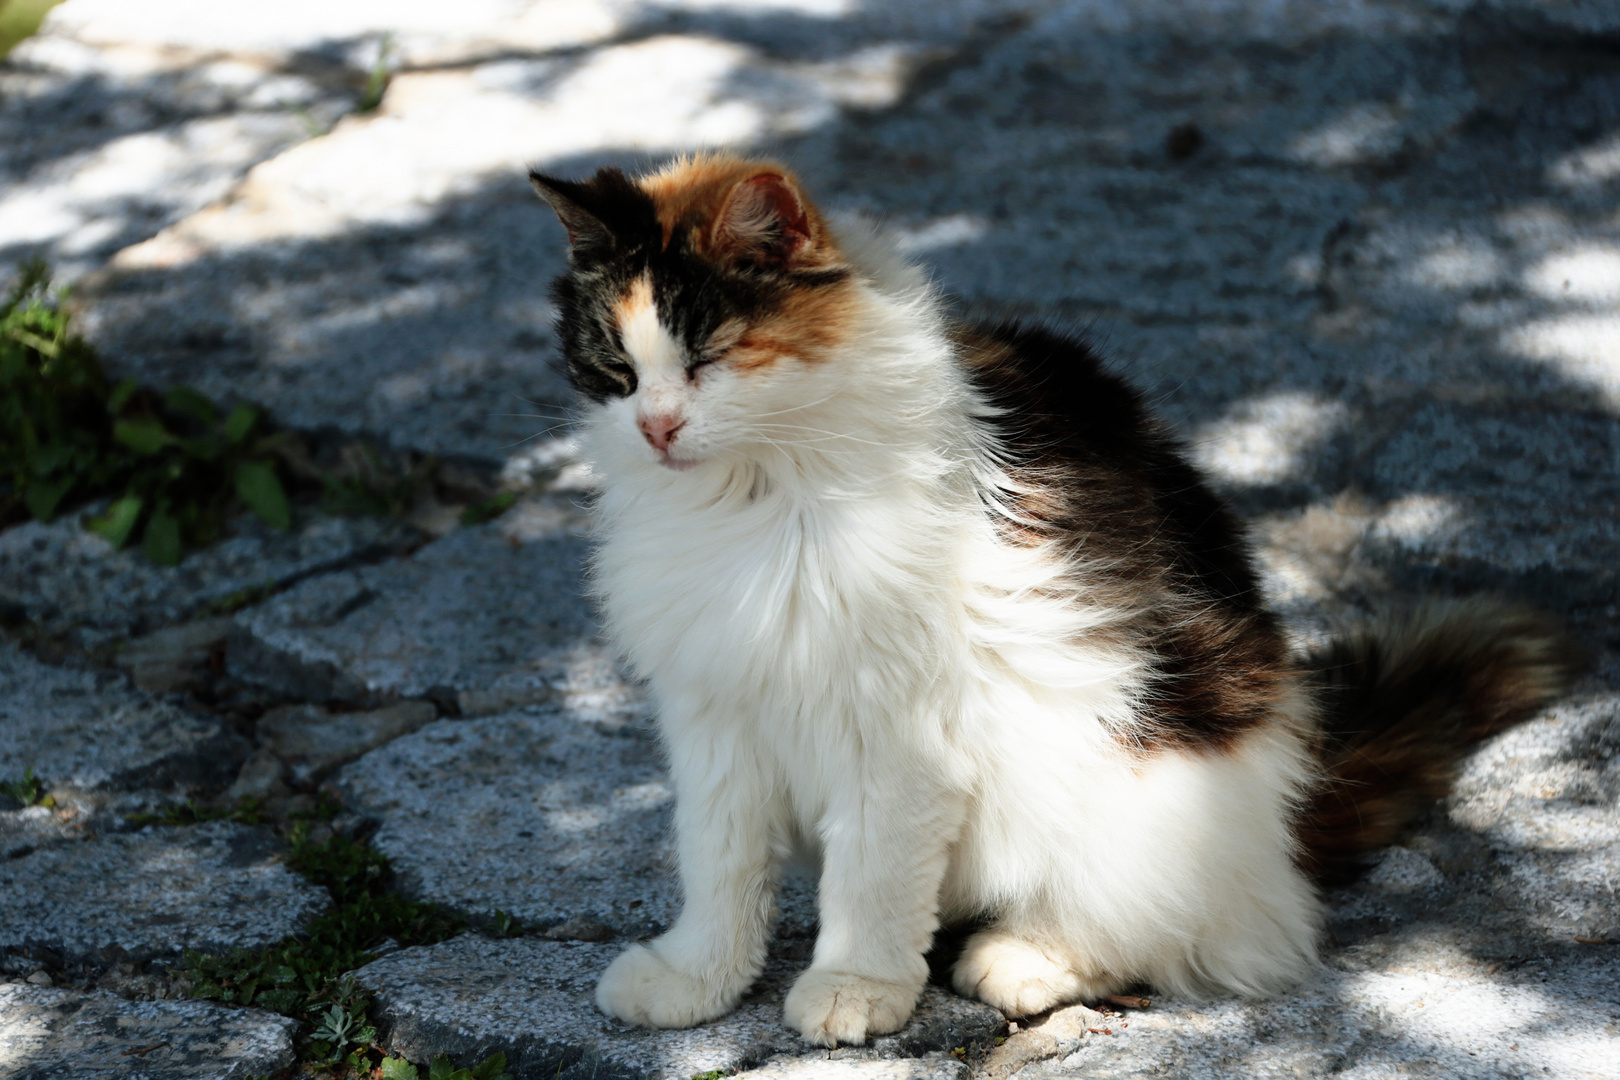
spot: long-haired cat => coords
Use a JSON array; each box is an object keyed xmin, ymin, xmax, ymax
[{"xmin": 527, "ymin": 154, "xmax": 1577, "ymax": 1047}]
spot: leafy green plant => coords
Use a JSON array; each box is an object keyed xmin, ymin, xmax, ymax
[
  {"xmin": 490, "ymin": 910, "xmax": 524, "ymax": 938},
  {"xmin": 0, "ymin": 766, "xmax": 52, "ymax": 808},
  {"xmin": 377, "ymin": 1053, "xmax": 511, "ymax": 1080},
  {"xmin": 691, "ymin": 1071, "xmax": 731, "ymax": 1080},
  {"xmin": 0, "ymin": 261, "xmax": 295, "ymax": 565}
]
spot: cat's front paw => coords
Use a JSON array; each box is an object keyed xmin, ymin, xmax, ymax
[
  {"xmin": 951, "ymin": 929, "xmax": 1099, "ymax": 1017},
  {"xmin": 595, "ymin": 943, "xmax": 736, "ymax": 1029},
  {"xmin": 782, "ymin": 969, "xmax": 920, "ymax": 1047}
]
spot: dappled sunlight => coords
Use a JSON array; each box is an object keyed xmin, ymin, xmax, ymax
[
  {"xmin": 1549, "ymin": 129, "xmax": 1620, "ymax": 188},
  {"xmin": 892, "ymin": 212, "xmax": 990, "ymax": 254},
  {"xmin": 1288, "ymin": 100, "xmax": 1404, "ymax": 168},
  {"xmin": 1525, "ymin": 244, "xmax": 1620, "ymax": 305},
  {"xmin": 1191, "ymin": 391, "xmax": 1348, "ymax": 487},
  {"xmin": 1506, "ymin": 312, "xmax": 1620, "ymax": 404},
  {"xmin": 1405, "ymin": 234, "xmax": 1507, "ymax": 292}
]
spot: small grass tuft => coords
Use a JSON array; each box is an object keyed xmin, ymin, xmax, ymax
[
  {"xmin": 184, "ymin": 819, "xmax": 467, "ymax": 1074},
  {"xmin": 358, "ymin": 33, "xmax": 395, "ymax": 113},
  {"xmin": 0, "ymin": 766, "xmax": 53, "ymax": 808},
  {"xmin": 458, "ymin": 491, "xmax": 516, "ymax": 527},
  {"xmin": 128, "ymin": 798, "xmax": 264, "ymax": 828}
]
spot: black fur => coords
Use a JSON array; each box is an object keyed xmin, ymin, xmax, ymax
[
  {"xmin": 532, "ymin": 167, "xmax": 848, "ymax": 404},
  {"xmin": 963, "ymin": 322, "xmax": 1288, "ymax": 752}
]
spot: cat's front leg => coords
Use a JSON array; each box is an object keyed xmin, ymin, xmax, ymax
[
  {"xmin": 595, "ymin": 728, "xmax": 785, "ymax": 1029},
  {"xmin": 784, "ymin": 779, "xmax": 965, "ymax": 1046}
]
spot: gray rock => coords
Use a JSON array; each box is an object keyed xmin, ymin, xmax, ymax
[
  {"xmin": 0, "ymin": 822, "xmax": 327, "ymax": 965},
  {"xmin": 0, "ymin": 643, "xmax": 246, "ymax": 797},
  {"xmin": 0, "ymin": 807, "xmax": 82, "ymax": 861},
  {"xmin": 738, "ymin": 1061, "xmax": 966, "ymax": 1080},
  {"xmin": 256, "ymin": 699, "xmax": 439, "ymax": 784},
  {"xmin": 220, "ymin": 749, "xmax": 290, "ymax": 805},
  {"xmin": 113, "ymin": 618, "xmax": 234, "ymax": 694},
  {"xmin": 0, "ymin": 982, "xmax": 298, "ymax": 1080},
  {"xmin": 336, "ymin": 706, "xmax": 672, "ymax": 933},
  {"xmin": 355, "ymin": 935, "xmax": 1004, "ymax": 1080},
  {"xmin": 229, "ymin": 512, "xmax": 594, "ymax": 704},
  {"xmin": 0, "ymin": 513, "xmax": 414, "ymax": 649}
]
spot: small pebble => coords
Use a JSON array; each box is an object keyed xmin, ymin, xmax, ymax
[{"xmin": 26, "ymin": 970, "xmax": 53, "ymax": 986}]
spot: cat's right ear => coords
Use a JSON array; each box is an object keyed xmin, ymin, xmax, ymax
[{"xmin": 529, "ymin": 171, "xmax": 613, "ymax": 251}]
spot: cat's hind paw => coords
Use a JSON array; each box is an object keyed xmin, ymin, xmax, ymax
[
  {"xmin": 952, "ymin": 929, "xmax": 1100, "ymax": 1018},
  {"xmin": 783, "ymin": 969, "xmax": 919, "ymax": 1047},
  {"xmin": 594, "ymin": 943, "xmax": 736, "ymax": 1029}
]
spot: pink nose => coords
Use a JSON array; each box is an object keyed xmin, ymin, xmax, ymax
[{"xmin": 639, "ymin": 413, "xmax": 685, "ymax": 453}]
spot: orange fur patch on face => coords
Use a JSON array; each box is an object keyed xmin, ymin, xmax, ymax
[
  {"xmin": 726, "ymin": 280, "xmax": 859, "ymax": 373},
  {"xmin": 614, "ymin": 274, "xmax": 655, "ymax": 326}
]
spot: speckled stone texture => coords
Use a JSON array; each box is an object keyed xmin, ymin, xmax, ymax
[
  {"xmin": 0, "ymin": 513, "xmax": 413, "ymax": 648},
  {"xmin": 0, "ymin": 643, "xmax": 245, "ymax": 796},
  {"xmin": 0, "ymin": 983, "xmax": 298, "ymax": 1080},
  {"xmin": 336, "ymin": 705, "xmax": 673, "ymax": 934},
  {"xmin": 0, "ymin": 823, "xmax": 328, "ymax": 965},
  {"xmin": 229, "ymin": 512, "xmax": 593, "ymax": 704},
  {"xmin": 356, "ymin": 936, "xmax": 1003, "ymax": 1080},
  {"xmin": 1, "ymin": 0, "xmax": 1618, "ymax": 1076}
]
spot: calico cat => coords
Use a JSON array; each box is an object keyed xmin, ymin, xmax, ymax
[{"xmin": 528, "ymin": 154, "xmax": 1577, "ymax": 1047}]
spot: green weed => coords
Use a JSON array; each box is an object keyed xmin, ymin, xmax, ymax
[
  {"xmin": 358, "ymin": 33, "xmax": 395, "ymax": 112},
  {"xmin": 184, "ymin": 825, "xmax": 464, "ymax": 1071},
  {"xmin": 0, "ymin": 766, "xmax": 52, "ymax": 808},
  {"xmin": 0, "ymin": 261, "xmax": 295, "ymax": 565},
  {"xmin": 489, "ymin": 909, "xmax": 524, "ymax": 938},
  {"xmin": 458, "ymin": 491, "xmax": 516, "ymax": 527},
  {"xmin": 127, "ymin": 798, "xmax": 263, "ymax": 828},
  {"xmin": 376, "ymin": 1052, "xmax": 512, "ymax": 1080},
  {"xmin": 0, "ymin": 0, "xmax": 63, "ymax": 58}
]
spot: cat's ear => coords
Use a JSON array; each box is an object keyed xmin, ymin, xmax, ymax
[
  {"xmin": 530, "ymin": 171, "xmax": 614, "ymax": 250},
  {"xmin": 713, "ymin": 173, "xmax": 815, "ymax": 267}
]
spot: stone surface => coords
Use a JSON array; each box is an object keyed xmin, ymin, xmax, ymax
[
  {"xmin": 0, "ymin": 512, "xmax": 415, "ymax": 648},
  {"xmin": 2, "ymin": 0, "xmax": 1619, "ymax": 1077},
  {"xmin": 257, "ymin": 699, "xmax": 438, "ymax": 784},
  {"xmin": 0, "ymin": 806, "xmax": 83, "ymax": 862},
  {"xmin": 0, "ymin": 642, "xmax": 246, "ymax": 796},
  {"xmin": 355, "ymin": 935, "xmax": 1004, "ymax": 1080},
  {"xmin": 336, "ymin": 704, "xmax": 671, "ymax": 933},
  {"xmin": 737, "ymin": 1061, "xmax": 967, "ymax": 1080},
  {"xmin": 229, "ymin": 506, "xmax": 593, "ymax": 704},
  {"xmin": 0, "ymin": 982, "xmax": 298, "ymax": 1080},
  {"xmin": 113, "ymin": 618, "xmax": 233, "ymax": 694},
  {"xmin": 0, "ymin": 822, "xmax": 328, "ymax": 965}
]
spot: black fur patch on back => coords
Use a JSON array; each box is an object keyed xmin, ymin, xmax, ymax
[{"xmin": 962, "ymin": 322, "xmax": 1288, "ymax": 754}]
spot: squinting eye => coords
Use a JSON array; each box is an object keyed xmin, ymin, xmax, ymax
[{"xmin": 686, "ymin": 356, "xmax": 717, "ymax": 380}]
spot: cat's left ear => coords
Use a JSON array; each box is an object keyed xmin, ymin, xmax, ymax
[
  {"xmin": 529, "ymin": 170, "xmax": 615, "ymax": 251},
  {"xmin": 713, "ymin": 172, "xmax": 816, "ymax": 267}
]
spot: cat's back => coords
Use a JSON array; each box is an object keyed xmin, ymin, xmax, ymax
[
  {"xmin": 954, "ymin": 320, "xmax": 1293, "ymax": 753},
  {"xmin": 955, "ymin": 320, "xmax": 1263, "ymax": 613}
]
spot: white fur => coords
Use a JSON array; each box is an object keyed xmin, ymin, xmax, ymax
[{"xmin": 584, "ymin": 219, "xmax": 1322, "ymax": 1044}]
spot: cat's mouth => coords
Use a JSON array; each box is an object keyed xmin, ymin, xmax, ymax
[{"xmin": 658, "ymin": 453, "xmax": 701, "ymax": 471}]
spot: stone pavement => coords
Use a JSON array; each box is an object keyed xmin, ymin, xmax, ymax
[{"xmin": 2, "ymin": 1, "xmax": 1618, "ymax": 1077}]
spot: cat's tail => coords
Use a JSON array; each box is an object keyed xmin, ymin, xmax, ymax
[{"xmin": 1295, "ymin": 599, "xmax": 1583, "ymax": 884}]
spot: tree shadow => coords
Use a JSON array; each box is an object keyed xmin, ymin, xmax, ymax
[{"xmin": 2, "ymin": 0, "xmax": 1618, "ymax": 1074}]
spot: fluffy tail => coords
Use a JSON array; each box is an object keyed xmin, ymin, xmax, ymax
[{"xmin": 1296, "ymin": 599, "xmax": 1583, "ymax": 884}]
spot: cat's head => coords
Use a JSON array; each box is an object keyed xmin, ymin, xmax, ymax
[{"xmin": 531, "ymin": 154, "xmax": 861, "ymax": 474}]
